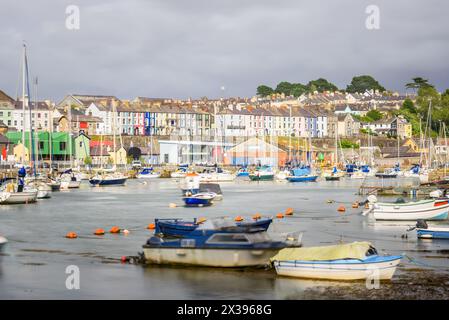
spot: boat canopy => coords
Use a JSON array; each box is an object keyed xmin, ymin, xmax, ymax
[
  {"xmin": 291, "ymin": 167, "xmax": 311, "ymax": 177},
  {"xmin": 199, "ymin": 183, "xmax": 222, "ymax": 195},
  {"xmin": 196, "ymin": 218, "xmax": 236, "ymax": 230},
  {"xmin": 270, "ymin": 241, "xmax": 372, "ymax": 262}
]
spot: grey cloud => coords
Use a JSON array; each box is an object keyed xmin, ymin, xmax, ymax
[{"xmin": 1, "ymin": 0, "xmax": 449, "ymax": 102}]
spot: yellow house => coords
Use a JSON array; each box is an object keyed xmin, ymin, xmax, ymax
[
  {"xmin": 108, "ymin": 146, "xmax": 127, "ymax": 165},
  {"xmin": 13, "ymin": 143, "xmax": 29, "ymax": 163}
]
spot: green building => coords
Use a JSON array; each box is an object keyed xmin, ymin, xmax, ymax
[
  {"xmin": 74, "ymin": 131, "xmax": 91, "ymax": 163},
  {"xmin": 6, "ymin": 131, "xmax": 75, "ymax": 161}
]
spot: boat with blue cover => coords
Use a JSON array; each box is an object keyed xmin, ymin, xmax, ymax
[
  {"xmin": 142, "ymin": 229, "xmax": 302, "ymax": 267},
  {"xmin": 286, "ymin": 167, "xmax": 318, "ymax": 182},
  {"xmin": 272, "ymin": 241, "xmax": 402, "ymax": 281},
  {"xmin": 154, "ymin": 217, "xmax": 273, "ymax": 237}
]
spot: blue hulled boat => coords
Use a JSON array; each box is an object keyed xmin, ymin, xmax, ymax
[
  {"xmin": 89, "ymin": 173, "xmax": 128, "ymax": 186},
  {"xmin": 236, "ymin": 167, "xmax": 250, "ymax": 177},
  {"xmin": 182, "ymin": 192, "xmax": 216, "ymax": 206},
  {"xmin": 286, "ymin": 167, "xmax": 318, "ymax": 182},
  {"xmin": 154, "ymin": 217, "xmax": 273, "ymax": 237},
  {"xmin": 415, "ymin": 220, "xmax": 449, "ymax": 239}
]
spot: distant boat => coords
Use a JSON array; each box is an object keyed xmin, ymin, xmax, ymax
[
  {"xmin": 323, "ymin": 167, "xmax": 344, "ymax": 181},
  {"xmin": 236, "ymin": 167, "xmax": 249, "ymax": 177},
  {"xmin": 89, "ymin": 173, "xmax": 127, "ymax": 186},
  {"xmin": 371, "ymin": 202, "xmax": 449, "ymax": 221},
  {"xmin": 182, "ymin": 192, "xmax": 216, "ymax": 206},
  {"xmin": 286, "ymin": 167, "xmax": 318, "ymax": 182},
  {"xmin": 199, "ymin": 167, "xmax": 235, "ymax": 182},
  {"xmin": 413, "ymin": 220, "xmax": 449, "ymax": 239},
  {"xmin": 179, "ymin": 172, "xmax": 201, "ymax": 195},
  {"xmin": 272, "ymin": 242, "xmax": 402, "ymax": 281},
  {"xmin": 171, "ymin": 166, "xmax": 188, "ymax": 178},
  {"xmin": 249, "ymin": 166, "xmax": 274, "ymax": 181},
  {"xmin": 137, "ymin": 167, "xmax": 161, "ymax": 179}
]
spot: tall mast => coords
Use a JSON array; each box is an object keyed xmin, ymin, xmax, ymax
[
  {"xmin": 21, "ymin": 44, "xmax": 26, "ymax": 164},
  {"xmin": 67, "ymin": 103, "xmax": 72, "ymax": 168}
]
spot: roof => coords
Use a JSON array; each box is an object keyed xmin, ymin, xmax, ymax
[
  {"xmin": 0, "ymin": 90, "xmax": 14, "ymax": 103},
  {"xmin": 0, "ymin": 134, "xmax": 10, "ymax": 144},
  {"xmin": 14, "ymin": 100, "xmax": 51, "ymax": 110}
]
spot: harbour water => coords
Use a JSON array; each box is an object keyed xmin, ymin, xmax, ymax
[{"xmin": 1, "ymin": 178, "xmax": 449, "ymax": 299}]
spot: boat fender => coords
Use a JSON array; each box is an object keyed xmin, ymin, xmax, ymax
[
  {"xmin": 285, "ymin": 208, "xmax": 294, "ymax": 215},
  {"xmin": 169, "ymin": 203, "xmax": 177, "ymax": 208},
  {"xmin": 123, "ymin": 229, "xmax": 130, "ymax": 235},
  {"xmin": 235, "ymin": 216, "xmax": 243, "ymax": 222},
  {"xmin": 252, "ymin": 213, "xmax": 261, "ymax": 220},
  {"xmin": 337, "ymin": 205, "xmax": 346, "ymax": 212},
  {"xmin": 276, "ymin": 213, "xmax": 284, "ymax": 219}
]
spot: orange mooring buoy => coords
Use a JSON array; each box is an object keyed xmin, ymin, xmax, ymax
[
  {"xmin": 285, "ymin": 208, "xmax": 294, "ymax": 215},
  {"xmin": 337, "ymin": 205, "xmax": 346, "ymax": 212},
  {"xmin": 66, "ymin": 232, "xmax": 77, "ymax": 239},
  {"xmin": 109, "ymin": 226, "xmax": 121, "ymax": 234},
  {"xmin": 94, "ymin": 228, "xmax": 105, "ymax": 236},
  {"xmin": 365, "ymin": 203, "xmax": 370, "ymax": 209},
  {"xmin": 235, "ymin": 216, "xmax": 244, "ymax": 222},
  {"xmin": 147, "ymin": 223, "xmax": 156, "ymax": 230},
  {"xmin": 276, "ymin": 213, "xmax": 284, "ymax": 219},
  {"xmin": 352, "ymin": 202, "xmax": 359, "ymax": 209},
  {"xmin": 252, "ymin": 213, "xmax": 262, "ymax": 220}
]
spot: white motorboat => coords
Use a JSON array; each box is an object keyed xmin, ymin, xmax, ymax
[
  {"xmin": 199, "ymin": 168, "xmax": 235, "ymax": 182},
  {"xmin": 272, "ymin": 242, "xmax": 401, "ymax": 281},
  {"xmin": 137, "ymin": 167, "xmax": 161, "ymax": 179},
  {"xmin": 370, "ymin": 202, "xmax": 449, "ymax": 221}
]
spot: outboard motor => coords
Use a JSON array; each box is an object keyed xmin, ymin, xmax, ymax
[{"xmin": 416, "ymin": 219, "xmax": 428, "ymax": 229}]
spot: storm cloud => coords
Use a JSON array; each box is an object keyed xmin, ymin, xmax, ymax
[{"xmin": 1, "ymin": 0, "xmax": 449, "ymax": 101}]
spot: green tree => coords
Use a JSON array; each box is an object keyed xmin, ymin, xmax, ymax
[
  {"xmin": 307, "ymin": 78, "xmax": 338, "ymax": 92},
  {"xmin": 402, "ymin": 98, "xmax": 417, "ymax": 113},
  {"xmin": 365, "ymin": 109, "xmax": 382, "ymax": 121},
  {"xmin": 275, "ymin": 81, "xmax": 294, "ymax": 96},
  {"xmin": 346, "ymin": 75, "xmax": 386, "ymax": 93},
  {"xmin": 290, "ymin": 83, "xmax": 308, "ymax": 97},
  {"xmin": 256, "ymin": 85, "xmax": 274, "ymax": 96},
  {"xmin": 405, "ymin": 77, "xmax": 434, "ymax": 92}
]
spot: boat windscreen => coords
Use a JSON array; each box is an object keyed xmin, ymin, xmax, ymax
[{"xmin": 199, "ymin": 183, "xmax": 222, "ymax": 194}]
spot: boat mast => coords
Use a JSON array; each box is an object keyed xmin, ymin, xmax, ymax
[
  {"xmin": 67, "ymin": 103, "xmax": 73, "ymax": 168},
  {"xmin": 21, "ymin": 44, "xmax": 26, "ymax": 165},
  {"xmin": 24, "ymin": 44, "xmax": 36, "ymax": 175}
]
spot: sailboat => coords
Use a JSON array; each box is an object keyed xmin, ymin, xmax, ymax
[
  {"xmin": 0, "ymin": 43, "xmax": 38, "ymax": 204},
  {"xmin": 89, "ymin": 101, "xmax": 128, "ymax": 186},
  {"xmin": 323, "ymin": 133, "xmax": 345, "ymax": 181},
  {"xmin": 286, "ymin": 134, "xmax": 318, "ymax": 182},
  {"xmin": 60, "ymin": 103, "xmax": 81, "ymax": 189}
]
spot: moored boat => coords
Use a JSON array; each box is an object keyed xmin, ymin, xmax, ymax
[
  {"xmin": 137, "ymin": 167, "xmax": 161, "ymax": 179},
  {"xmin": 272, "ymin": 241, "xmax": 402, "ymax": 281},
  {"xmin": 154, "ymin": 217, "xmax": 273, "ymax": 237},
  {"xmin": 0, "ymin": 190, "xmax": 38, "ymax": 204},
  {"xmin": 371, "ymin": 202, "xmax": 449, "ymax": 221},
  {"xmin": 249, "ymin": 166, "xmax": 275, "ymax": 181},
  {"xmin": 89, "ymin": 172, "xmax": 127, "ymax": 186},
  {"xmin": 182, "ymin": 192, "xmax": 216, "ymax": 207},
  {"xmin": 143, "ymin": 230, "xmax": 299, "ymax": 267},
  {"xmin": 286, "ymin": 167, "xmax": 318, "ymax": 182},
  {"xmin": 413, "ymin": 220, "xmax": 449, "ymax": 239}
]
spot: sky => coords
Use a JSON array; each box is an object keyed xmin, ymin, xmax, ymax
[{"xmin": 1, "ymin": 0, "xmax": 449, "ymax": 102}]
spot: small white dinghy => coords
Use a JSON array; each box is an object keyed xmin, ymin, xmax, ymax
[{"xmin": 272, "ymin": 241, "xmax": 402, "ymax": 281}]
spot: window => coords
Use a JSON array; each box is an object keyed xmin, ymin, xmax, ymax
[
  {"xmin": 79, "ymin": 141, "xmax": 83, "ymax": 147},
  {"xmin": 60, "ymin": 142, "xmax": 66, "ymax": 151},
  {"xmin": 39, "ymin": 141, "xmax": 44, "ymax": 150},
  {"xmin": 7, "ymin": 120, "xmax": 11, "ymax": 125},
  {"xmin": 0, "ymin": 112, "xmax": 3, "ymax": 116}
]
